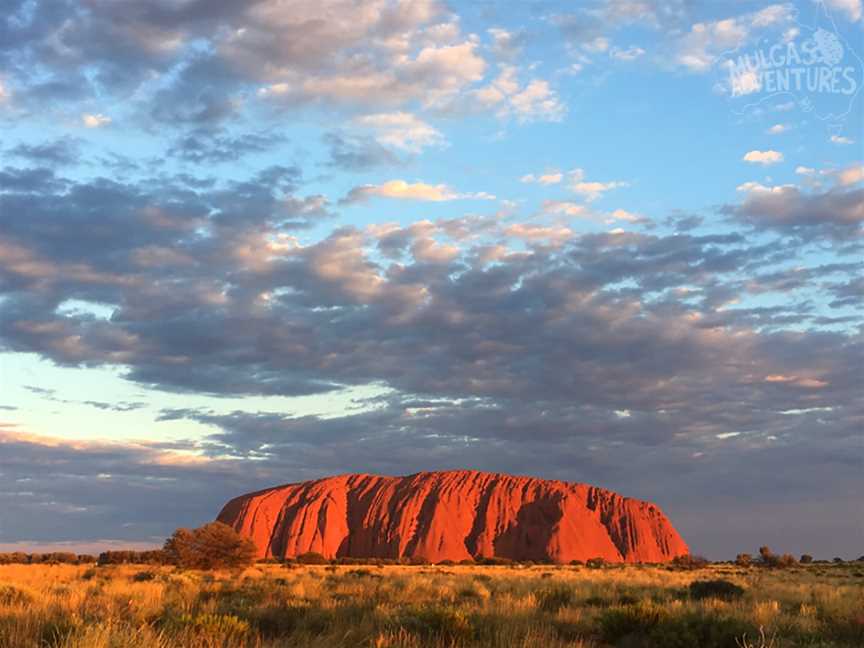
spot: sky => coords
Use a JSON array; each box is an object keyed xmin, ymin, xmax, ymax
[{"xmin": 0, "ymin": 0, "xmax": 862, "ymax": 560}]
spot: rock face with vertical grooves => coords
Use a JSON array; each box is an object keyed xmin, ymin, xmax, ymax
[{"xmin": 216, "ymin": 470, "xmax": 689, "ymax": 563}]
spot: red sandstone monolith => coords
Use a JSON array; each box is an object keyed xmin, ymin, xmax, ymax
[{"xmin": 216, "ymin": 470, "xmax": 689, "ymax": 563}]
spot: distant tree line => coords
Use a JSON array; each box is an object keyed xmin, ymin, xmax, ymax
[
  {"xmin": 0, "ymin": 552, "xmax": 96, "ymax": 565},
  {"xmin": 3, "ymin": 534, "xmax": 860, "ymax": 570}
]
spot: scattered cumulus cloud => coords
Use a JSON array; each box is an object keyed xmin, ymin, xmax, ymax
[
  {"xmin": 610, "ymin": 45, "xmax": 646, "ymax": 61},
  {"xmin": 567, "ymin": 168, "xmax": 628, "ymax": 200},
  {"xmin": 473, "ymin": 65, "xmax": 565, "ymax": 122},
  {"xmin": 353, "ymin": 112, "xmax": 446, "ymax": 153},
  {"xmin": 521, "ymin": 170, "xmax": 564, "ymax": 185},
  {"xmin": 674, "ymin": 4, "xmax": 794, "ymax": 72},
  {"xmin": 541, "ymin": 199, "xmax": 586, "ymax": 216},
  {"xmin": 342, "ymin": 179, "xmax": 495, "ymax": 204},
  {"xmin": 743, "ymin": 150, "xmax": 784, "ymax": 165}
]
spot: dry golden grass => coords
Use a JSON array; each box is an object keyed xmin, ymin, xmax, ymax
[{"xmin": 0, "ymin": 562, "xmax": 861, "ymax": 647}]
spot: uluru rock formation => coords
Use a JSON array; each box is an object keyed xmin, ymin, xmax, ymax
[{"xmin": 217, "ymin": 470, "xmax": 689, "ymax": 564}]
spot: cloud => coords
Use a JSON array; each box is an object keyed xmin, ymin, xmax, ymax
[
  {"xmin": 0, "ymin": 0, "xmax": 494, "ymax": 120},
  {"xmin": 728, "ymin": 182, "xmax": 864, "ymax": 238},
  {"xmin": 673, "ymin": 4, "xmax": 794, "ymax": 72},
  {"xmin": 521, "ymin": 171, "xmax": 563, "ymax": 185},
  {"xmin": 473, "ymin": 65, "xmax": 565, "ymax": 123},
  {"xmin": 8, "ymin": 138, "xmax": 81, "ymax": 166},
  {"xmin": 541, "ymin": 200, "xmax": 586, "ymax": 216},
  {"xmin": 824, "ymin": 0, "xmax": 863, "ymax": 22},
  {"xmin": 743, "ymin": 150, "xmax": 783, "ymax": 165},
  {"xmin": 503, "ymin": 223, "xmax": 574, "ymax": 244},
  {"xmin": 830, "ymin": 135, "xmax": 855, "ymax": 145},
  {"xmin": 341, "ymin": 180, "xmax": 494, "ymax": 204},
  {"xmin": 609, "ymin": 45, "xmax": 646, "ymax": 61},
  {"xmin": 82, "ymin": 113, "xmax": 111, "ymax": 128},
  {"xmin": 352, "ymin": 112, "xmax": 445, "ymax": 153},
  {"xmin": 607, "ymin": 208, "xmax": 647, "ymax": 223},
  {"xmin": 837, "ymin": 164, "xmax": 864, "ymax": 186},
  {"xmin": 322, "ymin": 132, "xmax": 399, "ymax": 171},
  {"xmin": 766, "ymin": 124, "xmax": 787, "ymax": 135},
  {"xmin": 487, "ymin": 27, "xmax": 526, "ymax": 61},
  {"xmin": 566, "ymin": 168, "xmax": 628, "ymax": 201},
  {"xmin": 166, "ymin": 129, "xmax": 288, "ymax": 163}
]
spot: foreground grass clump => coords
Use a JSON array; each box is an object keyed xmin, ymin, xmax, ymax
[{"xmin": 0, "ymin": 561, "xmax": 861, "ymax": 647}]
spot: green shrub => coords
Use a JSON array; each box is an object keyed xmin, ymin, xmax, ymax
[
  {"xmin": 537, "ymin": 584, "xmax": 574, "ymax": 613},
  {"xmin": 251, "ymin": 604, "xmax": 308, "ymax": 638},
  {"xmin": 131, "ymin": 570, "xmax": 156, "ymax": 582},
  {"xmin": 294, "ymin": 551, "xmax": 329, "ymax": 565},
  {"xmin": 735, "ymin": 553, "xmax": 752, "ymax": 567},
  {"xmin": 169, "ymin": 613, "xmax": 251, "ymax": 640},
  {"xmin": 586, "ymin": 557, "xmax": 606, "ymax": 569},
  {"xmin": 688, "ymin": 579, "xmax": 746, "ymax": 601},
  {"xmin": 647, "ymin": 612, "xmax": 755, "ymax": 648},
  {"xmin": 800, "ymin": 554, "xmax": 813, "ymax": 564},
  {"xmin": 599, "ymin": 603, "xmax": 665, "ymax": 642},
  {"xmin": 397, "ymin": 606, "xmax": 473, "ymax": 641}
]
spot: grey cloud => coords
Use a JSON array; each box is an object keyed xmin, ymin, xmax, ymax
[
  {"xmin": 0, "ymin": 429, "xmax": 251, "ymax": 544},
  {"xmin": 1, "ymin": 0, "xmax": 473, "ymax": 119},
  {"xmin": 724, "ymin": 186, "xmax": 864, "ymax": 239},
  {"xmin": 322, "ymin": 132, "xmax": 400, "ymax": 171},
  {"xmin": 8, "ymin": 137, "xmax": 81, "ymax": 166},
  {"xmin": 167, "ymin": 128, "xmax": 288, "ymax": 164}
]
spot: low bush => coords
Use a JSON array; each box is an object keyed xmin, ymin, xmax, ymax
[
  {"xmin": 599, "ymin": 602, "xmax": 665, "ymax": 642},
  {"xmin": 537, "ymin": 585, "xmax": 574, "ymax": 613},
  {"xmin": 294, "ymin": 551, "xmax": 330, "ymax": 565},
  {"xmin": 131, "ymin": 570, "xmax": 157, "ymax": 582},
  {"xmin": 688, "ymin": 579, "xmax": 746, "ymax": 601},
  {"xmin": 397, "ymin": 606, "xmax": 474, "ymax": 641}
]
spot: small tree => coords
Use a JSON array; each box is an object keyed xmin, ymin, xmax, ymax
[
  {"xmin": 735, "ymin": 553, "xmax": 752, "ymax": 567},
  {"xmin": 757, "ymin": 546, "xmax": 796, "ymax": 568},
  {"xmin": 164, "ymin": 522, "xmax": 257, "ymax": 570},
  {"xmin": 800, "ymin": 554, "xmax": 813, "ymax": 564}
]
